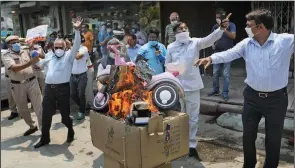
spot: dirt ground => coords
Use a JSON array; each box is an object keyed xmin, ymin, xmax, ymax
[{"xmin": 1, "ymin": 102, "xmax": 294, "ymax": 168}]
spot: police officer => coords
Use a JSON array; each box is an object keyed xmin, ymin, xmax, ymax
[
  {"xmin": 6, "ymin": 71, "xmax": 19, "ymax": 120},
  {"xmin": 33, "ymin": 17, "xmax": 83, "ymax": 148},
  {"xmin": 1, "ymin": 35, "xmax": 43, "ymax": 136}
]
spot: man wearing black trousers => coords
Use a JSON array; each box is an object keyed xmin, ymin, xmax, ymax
[
  {"xmin": 34, "ymin": 17, "xmax": 83, "ymax": 148},
  {"xmin": 197, "ymin": 9, "xmax": 293, "ymax": 168}
]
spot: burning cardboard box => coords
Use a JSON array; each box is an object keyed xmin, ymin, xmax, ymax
[
  {"xmin": 91, "ymin": 39, "xmax": 189, "ymax": 167},
  {"xmin": 90, "ymin": 110, "xmax": 189, "ymax": 168}
]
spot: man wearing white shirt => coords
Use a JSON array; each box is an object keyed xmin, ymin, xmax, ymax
[
  {"xmin": 197, "ymin": 9, "xmax": 294, "ymax": 168},
  {"xmin": 70, "ymin": 34, "xmax": 89, "ymax": 120},
  {"xmin": 34, "ymin": 17, "xmax": 83, "ymax": 148},
  {"xmin": 165, "ymin": 16, "xmax": 229, "ymax": 160}
]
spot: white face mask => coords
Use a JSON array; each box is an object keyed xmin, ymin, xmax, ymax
[
  {"xmin": 245, "ymin": 27, "xmax": 254, "ymax": 38},
  {"xmin": 216, "ymin": 18, "xmax": 221, "ymax": 25},
  {"xmin": 175, "ymin": 32, "xmax": 190, "ymax": 43},
  {"xmin": 245, "ymin": 25, "xmax": 261, "ymax": 38},
  {"xmin": 171, "ymin": 20, "xmax": 177, "ymax": 25},
  {"xmin": 55, "ymin": 49, "xmax": 65, "ymax": 57},
  {"xmin": 107, "ymin": 28, "xmax": 112, "ymax": 33}
]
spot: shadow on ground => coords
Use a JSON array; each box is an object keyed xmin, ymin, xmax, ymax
[
  {"xmin": 1, "ymin": 135, "xmax": 40, "ymax": 152},
  {"xmin": 37, "ymin": 142, "xmax": 75, "ymax": 161}
]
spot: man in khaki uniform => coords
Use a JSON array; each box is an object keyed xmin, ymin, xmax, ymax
[
  {"xmin": 2, "ymin": 36, "xmax": 43, "ymax": 136},
  {"xmin": 1, "ymin": 48, "xmax": 19, "ymax": 120},
  {"xmin": 5, "ymin": 72, "xmax": 19, "ymax": 119}
]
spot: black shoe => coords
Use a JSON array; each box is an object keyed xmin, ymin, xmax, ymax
[
  {"xmin": 67, "ymin": 128, "xmax": 75, "ymax": 143},
  {"xmin": 23, "ymin": 126, "xmax": 38, "ymax": 136},
  {"xmin": 34, "ymin": 140, "xmax": 50, "ymax": 148},
  {"xmin": 189, "ymin": 148, "xmax": 202, "ymax": 161},
  {"xmin": 8, "ymin": 112, "xmax": 19, "ymax": 120},
  {"xmin": 207, "ymin": 91, "xmax": 220, "ymax": 97}
]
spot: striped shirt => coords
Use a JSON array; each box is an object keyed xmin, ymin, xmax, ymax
[{"xmin": 165, "ymin": 24, "xmax": 176, "ymax": 45}]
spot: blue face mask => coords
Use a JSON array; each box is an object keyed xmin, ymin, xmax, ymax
[
  {"xmin": 50, "ymin": 38, "xmax": 56, "ymax": 41},
  {"xmin": 148, "ymin": 41, "xmax": 158, "ymax": 47},
  {"xmin": 12, "ymin": 43, "xmax": 21, "ymax": 52}
]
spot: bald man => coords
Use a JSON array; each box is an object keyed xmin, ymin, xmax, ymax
[
  {"xmin": 165, "ymin": 12, "xmax": 180, "ymax": 46},
  {"xmin": 1, "ymin": 35, "xmax": 43, "ymax": 136},
  {"xmin": 34, "ymin": 17, "xmax": 83, "ymax": 148}
]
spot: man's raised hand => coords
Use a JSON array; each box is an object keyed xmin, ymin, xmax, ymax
[
  {"xmin": 195, "ymin": 57, "xmax": 212, "ymax": 69},
  {"xmin": 221, "ymin": 13, "xmax": 232, "ymax": 29},
  {"xmin": 72, "ymin": 16, "xmax": 83, "ymax": 30}
]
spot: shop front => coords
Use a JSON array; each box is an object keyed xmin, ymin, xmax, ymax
[
  {"xmin": 67, "ymin": 1, "xmax": 161, "ymax": 43},
  {"xmin": 1, "ymin": 6, "xmax": 21, "ymax": 39}
]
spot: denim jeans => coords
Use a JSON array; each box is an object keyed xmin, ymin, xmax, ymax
[{"xmin": 212, "ymin": 62, "xmax": 231, "ymax": 95}]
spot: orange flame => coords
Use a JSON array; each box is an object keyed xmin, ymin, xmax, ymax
[{"xmin": 108, "ymin": 66, "xmax": 158, "ymax": 119}]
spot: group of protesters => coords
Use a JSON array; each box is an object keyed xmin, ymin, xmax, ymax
[{"xmin": 1, "ymin": 8, "xmax": 294, "ymax": 168}]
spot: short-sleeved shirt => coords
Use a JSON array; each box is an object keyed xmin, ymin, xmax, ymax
[
  {"xmin": 212, "ymin": 22, "xmax": 236, "ymax": 51},
  {"xmin": 86, "ymin": 58, "xmax": 92, "ymax": 67},
  {"xmin": 83, "ymin": 31, "xmax": 94, "ymax": 53},
  {"xmin": 72, "ymin": 45, "xmax": 89, "ymax": 74},
  {"xmin": 165, "ymin": 24, "xmax": 176, "ymax": 45},
  {"xmin": 137, "ymin": 42, "xmax": 167, "ymax": 75},
  {"xmin": 1, "ymin": 50, "xmax": 34, "ymax": 81},
  {"xmin": 127, "ymin": 44, "xmax": 141, "ymax": 63}
]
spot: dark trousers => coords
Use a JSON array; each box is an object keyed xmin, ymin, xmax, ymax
[
  {"xmin": 41, "ymin": 83, "xmax": 73, "ymax": 142},
  {"xmin": 242, "ymin": 85, "xmax": 288, "ymax": 168},
  {"xmin": 70, "ymin": 72, "xmax": 88, "ymax": 113}
]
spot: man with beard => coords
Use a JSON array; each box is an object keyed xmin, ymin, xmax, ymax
[
  {"xmin": 165, "ymin": 15, "xmax": 230, "ymax": 160},
  {"xmin": 33, "ymin": 17, "xmax": 83, "ymax": 148}
]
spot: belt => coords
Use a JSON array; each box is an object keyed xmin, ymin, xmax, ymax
[
  {"xmin": 71, "ymin": 72, "xmax": 87, "ymax": 77},
  {"xmin": 11, "ymin": 76, "xmax": 35, "ymax": 84},
  {"xmin": 247, "ymin": 85, "xmax": 287, "ymax": 98},
  {"xmin": 88, "ymin": 65, "xmax": 94, "ymax": 69},
  {"xmin": 47, "ymin": 82, "xmax": 69, "ymax": 89}
]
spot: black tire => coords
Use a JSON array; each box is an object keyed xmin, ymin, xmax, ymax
[{"xmin": 152, "ymin": 83, "xmax": 179, "ymax": 109}]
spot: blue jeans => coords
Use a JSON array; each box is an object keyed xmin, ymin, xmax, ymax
[{"xmin": 212, "ymin": 62, "xmax": 231, "ymax": 95}]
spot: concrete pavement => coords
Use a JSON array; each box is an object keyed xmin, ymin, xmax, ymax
[{"xmin": 1, "ymin": 107, "xmax": 293, "ymax": 168}]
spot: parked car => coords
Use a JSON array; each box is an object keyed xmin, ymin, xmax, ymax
[{"xmin": 1, "ymin": 49, "xmax": 8, "ymax": 101}]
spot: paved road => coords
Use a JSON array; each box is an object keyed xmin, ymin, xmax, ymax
[{"xmin": 1, "ymin": 107, "xmax": 293, "ymax": 168}]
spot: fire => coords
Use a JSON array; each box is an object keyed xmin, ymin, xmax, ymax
[{"xmin": 108, "ymin": 66, "xmax": 158, "ymax": 119}]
